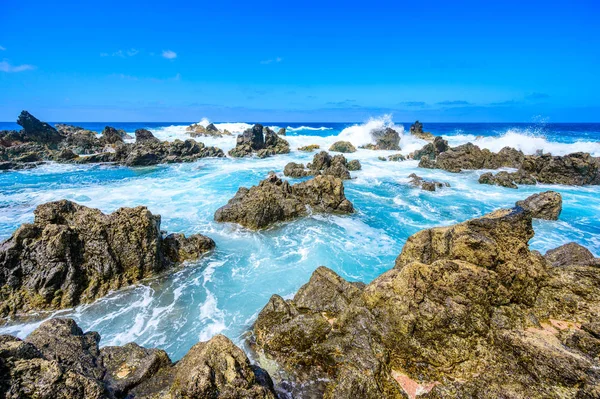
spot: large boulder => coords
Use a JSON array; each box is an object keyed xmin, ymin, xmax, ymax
[
  {"xmin": 420, "ymin": 143, "xmax": 525, "ymax": 173},
  {"xmin": 0, "ymin": 318, "xmax": 275, "ymax": 399},
  {"xmin": 229, "ymin": 124, "xmax": 289, "ymax": 158},
  {"xmin": 214, "ymin": 173, "xmax": 354, "ymax": 229},
  {"xmin": 544, "ymin": 242, "xmax": 600, "ymax": 267},
  {"xmin": 16, "ymin": 111, "xmax": 63, "ymax": 145},
  {"xmin": 479, "ymin": 170, "xmax": 537, "ymax": 189},
  {"xmin": 284, "ymin": 152, "xmax": 361, "ymax": 180},
  {"xmin": 252, "ymin": 202, "xmax": 600, "ymax": 398},
  {"xmin": 515, "ymin": 191, "xmax": 562, "ymax": 220},
  {"xmin": 0, "ymin": 200, "xmax": 215, "ymax": 316},
  {"xmin": 520, "ymin": 152, "xmax": 600, "ymax": 185},
  {"xmin": 134, "ymin": 128, "xmax": 160, "ymax": 144},
  {"xmin": 411, "ymin": 136, "xmax": 449, "ymax": 160},
  {"xmin": 100, "ymin": 126, "xmax": 125, "ymax": 145},
  {"xmin": 329, "ymin": 141, "xmax": 356, "ymax": 153},
  {"xmin": 368, "ymin": 127, "xmax": 401, "ymax": 150}
]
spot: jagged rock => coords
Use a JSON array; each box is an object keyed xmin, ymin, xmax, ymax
[
  {"xmin": 329, "ymin": 141, "xmax": 356, "ymax": 153},
  {"xmin": 420, "ymin": 143, "xmax": 525, "ymax": 173},
  {"xmin": 520, "ymin": 152, "xmax": 600, "ymax": 185},
  {"xmin": 0, "ymin": 200, "xmax": 215, "ymax": 316},
  {"xmin": 0, "ymin": 318, "xmax": 275, "ymax": 399},
  {"xmin": 411, "ymin": 136, "xmax": 449, "ymax": 160},
  {"xmin": 362, "ymin": 127, "xmax": 400, "ymax": 150},
  {"xmin": 16, "ymin": 111, "xmax": 63, "ymax": 145},
  {"xmin": 252, "ymin": 204, "xmax": 600, "ymax": 398},
  {"xmin": 100, "ymin": 126, "xmax": 125, "ymax": 145},
  {"xmin": 63, "ymin": 130, "xmax": 103, "ymax": 154},
  {"xmin": 516, "ymin": 191, "xmax": 562, "ymax": 220},
  {"xmin": 285, "ymin": 151, "xmax": 359, "ymax": 179},
  {"xmin": 206, "ymin": 123, "xmax": 219, "ymax": 133},
  {"xmin": 408, "ymin": 173, "xmax": 450, "ymax": 191},
  {"xmin": 278, "ymin": 127, "xmax": 286, "ymax": 136},
  {"xmin": 479, "ymin": 170, "xmax": 537, "ymax": 189},
  {"xmin": 55, "ymin": 124, "xmax": 84, "ymax": 136},
  {"xmin": 53, "ymin": 148, "xmax": 78, "ymax": 161},
  {"xmin": 135, "ymin": 128, "xmax": 160, "ymax": 144},
  {"xmin": 409, "ymin": 120, "xmax": 434, "ymax": 141},
  {"xmin": 214, "ymin": 173, "xmax": 354, "ymax": 229},
  {"xmin": 229, "ymin": 124, "xmax": 289, "ymax": 158},
  {"xmin": 298, "ymin": 144, "xmax": 320, "ymax": 152},
  {"xmin": 544, "ymin": 242, "xmax": 600, "ymax": 267}
]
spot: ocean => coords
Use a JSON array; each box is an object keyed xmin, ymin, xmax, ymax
[{"xmin": 1, "ymin": 116, "xmax": 599, "ymax": 361}]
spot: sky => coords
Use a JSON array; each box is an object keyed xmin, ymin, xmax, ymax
[{"xmin": 1, "ymin": 0, "xmax": 599, "ymax": 122}]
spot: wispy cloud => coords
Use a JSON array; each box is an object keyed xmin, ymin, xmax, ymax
[
  {"xmin": 0, "ymin": 61, "xmax": 35, "ymax": 73},
  {"xmin": 525, "ymin": 92, "xmax": 550, "ymax": 100},
  {"xmin": 0, "ymin": 46, "xmax": 5, "ymax": 51},
  {"xmin": 101, "ymin": 49, "xmax": 140, "ymax": 58},
  {"xmin": 162, "ymin": 50, "xmax": 177, "ymax": 59},
  {"xmin": 436, "ymin": 100, "xmax": 471, "ymax": 106},
  {"xmin": 400, "ymin": 101, "xmax": 427, "ymax": 107},
  {"xmin": 326, "ymin": 99, "xmax": 357, "ymax": 106},
  {"xmin": 260, "ymin": 57, "xmax": 282, "ymax": 65}
]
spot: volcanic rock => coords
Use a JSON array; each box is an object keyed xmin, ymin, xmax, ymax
[
  {"xmin": 329, "ymin": 141, "xmax": 356, "ymax": 153},
  {"xmin": 408, "ymin": 173, "xmax": 450, "ymax": 191},
  {"xmin": 214, "ymin": 173, "xmax": 354, "ymax": 229},
  {"xmin": 409, "ymin": 120, "xmax": 434, "ymax": 141},
  {"xmin": 229, "ymin": 124, "xmax": 290, "ymax": 158},
  {"xmin": 0, "ymin": 200, "xmax": 215, "ymax": 316},
  {"xmin": 544, "ymin": 242, "xmax": 600, "ymax": 267},
  {"xmin": 515, "ymin": 191, "xmax": 562, "ymax": 220},
  {"xmin": 298, "ymin": 144, "xmax": 320, "ymax": 152},
  {"xmin": 411, "ymin": 136, "xmax": 449, "ymax": 160},
  {"xmin": 284, "ymin": 151, "xmax": 360, "ymax": 179}
]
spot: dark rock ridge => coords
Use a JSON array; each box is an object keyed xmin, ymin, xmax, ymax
[
  {"xmin": 479, "ymin": 170, "xmax": 537, "ymax": 189},
  {"xmin": 283, "ymin": 151, "xmax": 361, "ymax": 179},
  {"xmin": 410, "ymin": 136, "xmax": 449, "ymax": 160},
  {"xmin": 515, "ymin": 191, "xmax": 562, "ymax": 220},
  {"xmin": 229, "ymin": 124, "xmax": 290, "ymax": 158},
  {"xmin": 328, "ymin": 141, "xmax": 356, "ymax": 153},
  {"xmin": 214, "ymin": 173, "xmax": 354, "ymax": 230},
  {"xmin": 419, "ymin": 143, "xmax": 525, "ymax": 172},
  {"xmin": 0, "ymin": 200, "xmax": 215, "ymax": 317},
  {"xmin": 409, "ymin": 120, "xmax": 434, "ymax": 141},
  {"xmin": 408, "ymin": 173, "xmax": 450, "ymax": 191},
  {"xmin": 0, "ymin": 318, "xmax": 276, "ymax": 398},
  {"xmin": 360, "ymin": 127, "xmax": 401, "ymax": 150},
  {"xmin": 186, "ymin": 121, "xmax": 232, "ymax": 137},
  {"xmin": 0, "ymin": 111, "xmax": 225, "ymax": 170},
  {"xmin": 251, "ymin": 204, "xmax": 600, "ymax": 398}
]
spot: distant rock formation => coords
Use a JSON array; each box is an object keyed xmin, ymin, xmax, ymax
[
  {"xmin": 228, "ymin": 124, "xmax": 290, "ymax": 158},
  {"xmin": 0, "ymin": 200, "xmax": 215, "ymax": 316},
  {"xmin": 186, "ymin": 121, "xmax": 232, "ymax": 137},
  {"xmin": 214, "ymin": 173, "xmax": 354, "ymax": 229},
  {"xmin": 0, "ymin": 318, "xmax": 276, "ymax": 399},
  {"xmin": 283, "ymin": 151, "xmax": 361, "ymax": 179},
  {"xmin": 409, "ymin": 120, "xmax": 434, "ymax": 141},
  {"xmin": 298, "ymin": 144, "xmax": 320, "ymax": 152}
]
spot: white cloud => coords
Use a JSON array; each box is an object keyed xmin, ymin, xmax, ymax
[
  {"xmin": 0, "ymin": 61, "xmax": 35, "ymax": 73},
  {"xmin": 162, "ymin": 50, "xmax": 177, "ymax": 59},
  {"xmin": 260, "ymin": 57, "xmax": 283, "ymax": 65},
  {"xmin": 0, "ymin": 46, "xmax": 6, "ymax": 51},
  {"xmin": 126, "ymin": 48, "xmax": 139, "ymax": 57},
  {"xmin": 101, "ymin": 49, "xmax": 140, "ymax": 58}
]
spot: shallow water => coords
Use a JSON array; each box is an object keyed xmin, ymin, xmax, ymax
[{"xmin": 1, "ymin": 116, "xmax": 599, "ymax": 361}]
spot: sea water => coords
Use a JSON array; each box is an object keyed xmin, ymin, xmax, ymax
[{"xmin": 1, "ymin": 116, "xmax": 599, "ymax": 361}]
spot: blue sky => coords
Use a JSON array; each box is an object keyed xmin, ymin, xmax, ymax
[{"xmin": 1, "ymin": 0, "xmax": 599, "ymax": 122}]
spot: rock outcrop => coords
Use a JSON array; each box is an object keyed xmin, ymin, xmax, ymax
[
  {"xmin": 298, "ymin": 144, "xmax": 320, "ymax": 152},
  {"xmin": 0, "ymin": 318, "xmax": 275, "ymax": 399},
  {"xmin": 479, "ymin": 170, "xmax": 537, "ymax": 189},
  {"xmin": 544, "ymin": 242, "xmax": 600, "ymax": 267},
  {"xmin": 251, "ymin": 204, "xmax": 600, "ymax": 398},
  {"xmin": 0, "ymin": 200, "xmax": 215, "ymax": 316},
  {"xmin": 408, "ymin": 173, "xmax": 450, "ymax": 191},
  {"xmin": 515, "ymin": 191, "xmax": 562, "ymax": 220},
  {"xmin": 520, "ymin": 152, "xmax": 600, "ymax": 185},
  {"xmin": 409, "ymin": 120, "xmax": 434, "ymax": 141},
  {"xmin": 229, "ymin": 124, "xmax": 290, "ymax": 158},
  {"xmin": 411, "ymin": 136, "xmax": 449, "ymax": 160},
  {"xmin": 283, "ymin": 151, "xmax": 361, "ymax": 179},
  {"xmin": 420, "ymin": 143, "xmax": 525, "ymax": 173},
  {"xmin": 186, "ymin": 122, "xmax": 232, "ymax": 137},
  {"xmin": 214, "ymin": 173, "xmax": 354, "ymax": 229},
  {"xmin": 328, "ymin": 141, "xmax": 356, "ymax": 153},
  {"xmin": 361, "ymin": 128, "xmax": 401, "ymax": 150}
]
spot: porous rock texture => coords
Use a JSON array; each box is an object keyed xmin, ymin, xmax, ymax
[
  {"xmin": 214, "ymin": 173, "xmax": 354, "ymax": 229},
  {"xmin": 515, "ymin": 190, "xmax": 562, "ymax": 220},
  {"xmin": 252, "ymin": 203, "xmax": 600, "ymax": 398},
  {"xmin": 228, "ymin": 124, "xmax": 290, "ymax": 158},
  {"xmin": 0, "ymin": 318, "xmax": 276, "ymax": 399},
  {"xmin": 0, "ymin": 200, "xmax": 215, "ymax": 317}
]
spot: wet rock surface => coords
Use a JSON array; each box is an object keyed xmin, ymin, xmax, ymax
[
  {"xmin": 360, "ymin": 127, "xmax": 401, "ymax": 150},
  {"xmin": 516, "ymin": 190, "xmax": 562, "ymax": 220},
  {"xmin": 0, "ymin": 200, "xmax": 215, "ymax": 316},
  {"xmin": 410, "ymin": 136, "xmax": 449, "ymax": 160},
  {"xmin": 229, "ymin": 124, "xmax": 290, "ymax": 158},
  {"xmin": 186, "ymin": 121, "xmax": 232, "ymax": 137},
  {"xmin": 0, "ymin": 318, "xmax": 275, "ymax": 399},
  {"xmin": 420, "ymin": 143, "xmax": 525, "ymax": 173},
  {"xmin": 408, "ymin": 173, "xmax": 450, "ymax": 191},
  {"xmin": 409, "ymin": 120, "xmax": 434, "ymax": 141},
  {"xmin": 251, "ymin": 204, "xmax": 600, "ymax": 398},
  {"xmin": 298, "ymin": 144, "xmax": 320, "ymax": 152},
  {"xmin": 283, "ymin": 151, "xmax": 361, "ymax": 179},
  {"xmin": 544, "ymin": 242, "xmax": 600, "ymax": 267},
  {"xmin": 214, "ymin": 173, "xmax": 354, "ymax": 230},
  {"xmin": 478, "ymin": 170, "xmax": 537, "ymax": 188},
  {"xmin": 328, "ymin": 141, "xmax": 356, "ymax": 153}
]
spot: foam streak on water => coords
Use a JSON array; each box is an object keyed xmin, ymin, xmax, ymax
[{"xmin": 0, "ymin": 116, "xmax": 599, "ymax": 361}]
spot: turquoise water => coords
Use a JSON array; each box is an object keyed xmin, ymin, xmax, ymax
[{"xmin": 1, "ymin": 116, "xmax": 600, "ymax": 361}]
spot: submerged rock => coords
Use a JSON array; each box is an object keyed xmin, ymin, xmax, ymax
[
  {"xmin": 408, "ymin": 173, "xmax": 450, "ymax": 191},
  {"xmin": 516, "ymin": 191, "xmax": 562, "ymax": 220},
  {"xmin": 409, "ymin": 120, "xmax": 434, "ymax": 141},
  {"xmin": 328, "ymin": 141, "xmax": 356, "ymax": 153},
  {"xmin": 252, "ymin": 202, "xmax": 600, "ymax": 398},
  {"xmin": 284, "ymin": 151, "xmax": 360, "ymax": 179},
  {"xmin": 229, "ymin": 124, "xmax": 290, "ymax": 158},
  {"xmin": 0, "ymin": 318, "xmax": 275, "ymax": 399},
  {"xmin": 214, "ymin": 173, "xmax": 354, "ymax": 229},
  {"xmin": 0, "ymin": 200, "xmax": 215, "ymax": 316}
]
